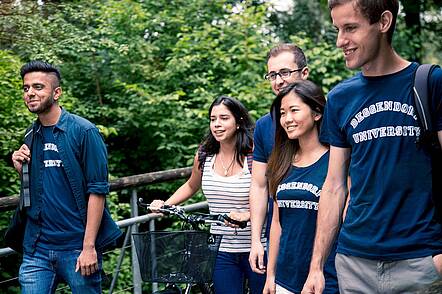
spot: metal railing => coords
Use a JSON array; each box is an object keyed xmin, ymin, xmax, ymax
[{"xmin": 0, "ymin": 166, "xmax": 197, "ymax": 293}]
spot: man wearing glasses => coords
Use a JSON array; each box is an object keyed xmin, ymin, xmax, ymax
[{"xmin": 249, "ymin": 43, "xmax": 309, "ymax": 273}]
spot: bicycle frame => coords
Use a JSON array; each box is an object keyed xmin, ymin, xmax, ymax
[{"xmin": 135, "ymin": 198, "xmax": 243, "ymax": 294}]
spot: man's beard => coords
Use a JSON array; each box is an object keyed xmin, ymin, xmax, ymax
[{"xmin": 27, "ymin": 93, "xmax": 55, "ymax": 114}]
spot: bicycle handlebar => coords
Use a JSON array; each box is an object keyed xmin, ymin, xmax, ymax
[{"xmin": 138, "ymin": 198, "xmax": 247, "ymax": 229}]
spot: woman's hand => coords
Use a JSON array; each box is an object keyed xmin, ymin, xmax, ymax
[
  {"xmin": 262, "ymin": 275, "xmax": 276, "ymax": 294},
  {"xmin": 149, "ymin": 200, "xmax": 165, "ymax": 212},
  {"xmin": 225, "ymin": 211, "xmax": 250, "ymax": 228}
]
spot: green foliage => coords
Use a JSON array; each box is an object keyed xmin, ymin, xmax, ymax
[
  {"xmin": 418, "ymin": 1, "xmax": 442, "ymax": 63},
  {"xmin": 0, "ymin": 0, "xmax": 366, "ymax": 188},
  {"xmin": 289, "ymin": 34, "xmax": 354, "ymax": 94},
  {"xmin": 270, "ymin": 0, "xmax": 325, "ymax": 42},
  {"xmin": 394, "ymin": 16, "xmax": 424, "ymax": 62},
  {"xmin": 0, "ymin": 51, "xmax": 33, "ymax": 196},
  {"xmin": 0, "ymin": 0, "xmax": 278, "ymax": 181},
  {"xmin": 102, "ymin": 249, "xmax": 134, "ymax": 293}
]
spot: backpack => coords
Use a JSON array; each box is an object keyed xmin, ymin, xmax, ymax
[
  {"xmin": 20, "ymin": 123, "xmax": 34, "ymax": 209},
  {"xmin": 4, "ymin": 123, "xmax": 34, "ymax": 253},
  {"xmin": 413, "ymin": 64, "xmax": 442, "ymax": 223}
]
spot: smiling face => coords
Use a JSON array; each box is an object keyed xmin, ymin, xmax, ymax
[
  {"xmin": 267, "ymin": 51, "xmax": 307, "ymax": 95},
  {"xmin": 331, "ymin": 1, "xmax": 383, "ymax": 71},
  {"xmin": 279, "ymin": 92, "xmax": 321, "ymax": 141},
  {"xmin": 22, "ymin": 71, "xmax": 61, "ymax": 114},
  {"xmin": 210, "ymin": 103, "xmax": 238, "ymax": 144}
]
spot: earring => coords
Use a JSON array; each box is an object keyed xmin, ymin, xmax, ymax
[{"xmin": 237, "ymin": 126, "xmax": 240, "ymax": 130}]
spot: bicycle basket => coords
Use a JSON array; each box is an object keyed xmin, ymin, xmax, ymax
[{"xmin": 133, "ymin": 231, "xmax": 222, "ymax": 283}]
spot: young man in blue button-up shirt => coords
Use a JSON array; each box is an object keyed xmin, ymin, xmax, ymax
[{"xmin": 12, "ymin": 60, "xmax": 121, "ymax": 294}]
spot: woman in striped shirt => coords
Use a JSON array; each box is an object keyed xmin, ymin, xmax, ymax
[{"xmin": 151, "ymin": 96, "xmax": 267, "ymax": 294}]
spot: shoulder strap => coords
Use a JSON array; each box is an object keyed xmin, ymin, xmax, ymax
[
  {"xmin": 20, "ymin": 123, "xmax": 34, "ymax": 209},
  {"xmin": 23, "ymin": 123, "xmax": 34, "ymax": 148},
  {"xmin": 413, "ymin": 64, "xmax": 438, "ymax": 134}
]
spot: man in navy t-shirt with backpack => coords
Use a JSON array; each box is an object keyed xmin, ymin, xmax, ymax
[{"xmin": 302, "ymin": 1, "xmax": 442, "ymax": 293}]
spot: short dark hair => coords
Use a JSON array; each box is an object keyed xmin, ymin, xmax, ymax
[
  {"xmin": 267, "ymin": 43, "xmax": 308, "ymax": 69},
  {"xmin": 198, "ymin": 96, "xmax": 254, "ymax": 170},
  {"xmin": 328, "ymin": 0, "xmax": 399, "ymax": 44},
  {"xmin": 20, "ymin": 60, "xmax": 62, "ymax": 87}
]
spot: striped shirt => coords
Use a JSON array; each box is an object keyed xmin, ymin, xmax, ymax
[{"xmin": 201, "ymin": 154, "xmax": 267, "ymax": 253}]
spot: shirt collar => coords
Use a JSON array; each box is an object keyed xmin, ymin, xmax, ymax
[{"xmin": 34, "ymin": 107, "xmax": 67, "ymax": 134}]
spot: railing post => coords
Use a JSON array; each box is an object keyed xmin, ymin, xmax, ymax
[
  {"xmin": 130, "ymin": 189, "xmax": 142, "ymax": 294},
  {"xmin": 109, "ymin": 226, "xmax": 132, "ymax": 294},
  {"xmin": 149, "ymin": 219, "xmax": 158, "ymax": 293}
]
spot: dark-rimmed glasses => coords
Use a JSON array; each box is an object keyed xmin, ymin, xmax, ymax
[{"xmin": 264, "ymin": 68, "xmax": 303, "ymax": 81}]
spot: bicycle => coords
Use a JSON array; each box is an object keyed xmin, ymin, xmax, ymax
[{"xmin": 133, "ymin": 198, "xmax": 247, "ymax": 294}]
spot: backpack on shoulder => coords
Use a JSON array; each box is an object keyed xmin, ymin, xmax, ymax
[
  {"xmin": 413, "ymin": 64, "xmax": 442, "ymax": 223},
  {"xmin": 4, "ymin": 123, "xmax": 34, "ymax": 253}
]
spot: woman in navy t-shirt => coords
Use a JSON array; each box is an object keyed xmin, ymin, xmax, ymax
[{"xmin": 264, "ymin": 80, "xmax": 339, "ymax": 294}]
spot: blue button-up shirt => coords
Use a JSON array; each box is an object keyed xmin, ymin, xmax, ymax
[{"xmin": 24, "ymin": 108, "xmax": 122, "ymax": 253}]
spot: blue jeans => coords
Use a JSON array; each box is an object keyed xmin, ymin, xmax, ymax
[
  {"xmin": 213, "ymin": 251, "xmax": 266, "ymax": 294},
  {"xmin": 19, "ymin": 247, "xmax": 102, "ymax": 294}
]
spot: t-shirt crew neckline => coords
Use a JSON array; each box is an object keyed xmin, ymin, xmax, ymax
[
  {"xmin": 292, "ymin": 150, "xmax": 329, "ymax": 170},
  {"xmin": 360, "ymin": 62, "xmax": 416, "ymax": 82}
]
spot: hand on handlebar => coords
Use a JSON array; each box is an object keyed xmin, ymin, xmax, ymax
[
  {"xmin": 149, "ymin": 200, "xmax": 166, "ymax": 212},
  {"xmin": 225, "ymin": 211, "xmax": 249, "ymax": 228}
]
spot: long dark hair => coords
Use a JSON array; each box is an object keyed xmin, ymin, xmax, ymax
[
  {"xmin": 198, "ymin": 96, "xmax": 254, "ymax": 170},
  {"xmin": 267, "ymin": 80, "xmax": 326, "ymax": 197}
]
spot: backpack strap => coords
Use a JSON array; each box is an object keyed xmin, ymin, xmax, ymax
[
  {"xmin": 23, "ymin": 124, "xmax": 34, "ymax": 148},
  {"xmin": 413, "ymin": 64, "xmax": 442, "ymax": 223},
  {"xmin": 413, "ymin": 64, "xmax": 438, "ymax": 137},
  {"xmin": 20, "ymin": 123, "xmax": 34, "ymax": 210}
]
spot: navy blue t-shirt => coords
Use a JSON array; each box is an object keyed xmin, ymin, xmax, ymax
[
  {"xmin": 38, "ymin": 126, "xmax": 84, "ymax": 250},
  {"xmin": 275, "ymin": 152, "xmax": 338, "ymax": 293},
  {"xmin": 320, "ymin": 62, "xmax": 442, "ymax": 260},
  {"xmin": 253, "ymin": 113, "xmax": 275, "ymax": 163}
]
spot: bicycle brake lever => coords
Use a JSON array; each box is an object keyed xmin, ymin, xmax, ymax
[
  {"xmin": 221, "ymin": 214, "xmax": 247, "ymax": 229},
  {"xmin": 161, "ymin": 204, "xmax": 174, "ymax": 210},
  {"xmin": 187, "ymin": 214, "xmax": 204, "ymax": 224},
  {"xmin": 138, "ymin": 198, "xmax": 150, "ymax": 208}
]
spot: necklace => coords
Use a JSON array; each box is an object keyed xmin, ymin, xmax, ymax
[{"xmin": 219, "ymin": 152, "xmax": 235, "ymax": 176}]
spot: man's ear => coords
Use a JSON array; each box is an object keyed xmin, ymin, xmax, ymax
[
  {"xmin": 301, "ymin": 67, "xmax": 309, "ymax": 80},
  {"xmin": 379, "ymin": 10, "xmax": 393, "ymax": 33},
  {"xmin": 53, "ymin": 87, "xmax": 62, "ymax": 101}
]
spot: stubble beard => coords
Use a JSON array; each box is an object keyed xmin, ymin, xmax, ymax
[{"xmin": 26, "ymin": 93, "xmax": 56, "ymax": 114}]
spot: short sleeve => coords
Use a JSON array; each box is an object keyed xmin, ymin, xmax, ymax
[
  {"xmin": 320, "ymin": 93, "xmax": 351, "ymax": 148},
  {"xmin": 253, "ymin": 114, "xmax": 274, "ymax": 163}
]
